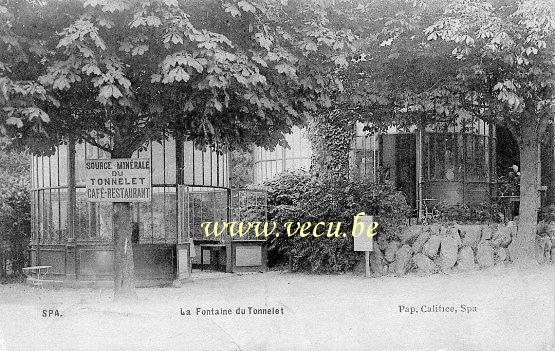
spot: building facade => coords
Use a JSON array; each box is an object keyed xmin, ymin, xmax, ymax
[
  {"xmin": 254, "ymin": 120, "xmax": 497, "ymax": 218},
  {"xmin": 30, "ymin": 137, "xmax": 267, "ymax": 286}
]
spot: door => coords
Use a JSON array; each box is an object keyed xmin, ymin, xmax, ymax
[{"xmin": 395, "ymin": 134, "xmax": 417, "ymax": 210}]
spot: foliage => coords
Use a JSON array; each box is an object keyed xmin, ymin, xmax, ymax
[
  {"xmin": 230, "ymin": 149, "xmax": 254, "ymax": 189},
  {"xmin": 265, "ymin": 170, "xmax": 411, "ymax": 273},
  {"xmin": 0, "ymin": 150, "xmax": 30, "ymax": 195},
  {"xmin": 537, "ymin": 205, "xmax": 555, "ymax": 238},
  {"xmin": 497, "ymin": 165, "xmax": 520, "ymax": 196},
  {"xmin": 341, "ymin": 0, "xmax": 554, "ymax": 263},
  {"xmin": 307, "ymin": 108, "xmax": 355, "ymax": 181},
  {"xmin": 424, "ymin": 0, "xmax": 554, "ymax": 130},
  {"xmin": 1, "ymin": 0, "xmax": 356, "ymax": 156},
  {"xmin": 0, "ymin": 150, "xmax": 31, "ymax": 277},
  {"xmin": 0, "ymin": 0, "xmax": 356, "ymax": 295},
  {"xmin": 431, "ymin": 201, "xmax": 504, "ymax": 224},
  {"xmin": 539, "ymin": 205, "xmax": 555, "ymax": 223},
  {"xmin": 0, "ymin": 189, "xmax": 31, "ymax": 277}
]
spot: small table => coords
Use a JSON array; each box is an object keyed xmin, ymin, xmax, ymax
[
  {"xmin": 199, "ymin": 244, "xmax": 226, "ymax": 271},
  {"xmin": 22, "ymin": 266, "xmax": 52, "ymax": 286}
]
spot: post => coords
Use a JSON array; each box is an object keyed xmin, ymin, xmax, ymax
[
  {"xmin": 225, "ymin": 187, "xmax": 233, "ymax": 273},
  {"xmin": 416, "ymin": 127, "xmax": 423, "ymax": 220},
  {"xmin": 66, "ymin": 136, "xmax": 77, "ymax": 280},
  {"xmin": 174, "ymin": 138, "xmax": 190, "ymax": 281},
  {"xmin": 353, "ymin": 214, "xmax": 375, "ymax": 278},
  {"xmin": 364, "ymin": 251, "xmax": 370, "ymax": 278}
]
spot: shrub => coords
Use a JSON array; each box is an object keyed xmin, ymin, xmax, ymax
[
  {"xmin": 0, "ymin": 189, "xmax": 31, "ymax": 278},
  {"xmin": 540, "ymin": 205, "xmax": 555, "ymax": 223},
  {"xmin": 497, "ymin": 165, "xmax": 520, "ymax": 196},
  {"xmin": 265, "ymin": 170, "xmax": 411, "ymax": 273},
  {"xmin": 0, "ymin": 151, "xmax": 31, "ymax": 278},
  {"xmin": 432, "ymin": 202, "xmax": 505, "ymax": 224}
]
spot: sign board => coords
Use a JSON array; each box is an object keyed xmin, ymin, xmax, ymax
[
  {"xmin": 353, "ymin": 215, "xmax": 375, "ymax": 278},
  {"xmin": 353, "ymin": 215, "xmax": 374, "ymax": 252},
  {"xmin": 84, "ymin": 158, "xmax": 151, "ymax": 202}
]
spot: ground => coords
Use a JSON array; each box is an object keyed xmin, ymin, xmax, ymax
[{"xmin": 0, "ymin": 265, "xmax": 553, "ymax": 351}]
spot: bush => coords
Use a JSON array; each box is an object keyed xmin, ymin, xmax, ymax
[
  {"xmin": 0, "ymin": 187, "xmax": 31, "ymax": 278},
  {"xmin": 265, "ymin": 170, "xmax": 411, "ymax": 273},
  {"xmin": 0, "ymin": 151, "xmax": 31, "ymax": 278},
  {"xmin": 431, "ymin": 202, "xmax": 505, "ymax": 224}
]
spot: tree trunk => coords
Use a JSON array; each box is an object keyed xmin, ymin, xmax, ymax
[
  {"xmin": 308, "ymin": 109, "xmax": 356, "ymax": 182},
  {"xmin": 512, "ymin": 121, "xmax": 541, "ymax": 265},
  {"xmin": 113, "ymin": 201, "xmax": 136, "ymax": 300},
  {"xmin": 111, "ymin": 144, "xmax": 137, "ymax": 300}
]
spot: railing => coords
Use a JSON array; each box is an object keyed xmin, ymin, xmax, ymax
[{"xmin": 178, "ymin": 186, "xmax": 268, "ymax": 243}]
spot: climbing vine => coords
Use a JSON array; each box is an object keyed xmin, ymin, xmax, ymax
[{"xmin": 308, "ymin": 109, "xmax": 356, "ymax": 182}]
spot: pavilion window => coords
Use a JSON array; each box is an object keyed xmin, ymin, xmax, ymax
[
  {"xmin": 457, "ymin": 134, "xmax": 465, "ymax": 179},
  {"xmin": 51, "ymin": 189, "xmax": 61, "ymax": 242},
  {"xmin": 445, "ymin": 133, "xmax": 458, "ymax": 181},
  {"xmin": 97, "ymin": 203, "xmax": 112, "ymax": 239},
  {"xmin": 422, "ymin": 134, "xmax": 429, "ymax": 180},
  {"xmin": 37, "ymin": 190, "xmax": 43, "ymax": 242},
  {"xmin": 75, "ymin": 190, "xmax": 90, "ymax": 240},
  {"xmin": 477, "ymin": 136, "xmax": 487, "ymax": 180},
  {"xmin": 164, "ymin": 188, "xmax": 177, "ymax": 242},
  {"xmin": 352, "ymin": 134, "xmax": 379, "ymax": 181}
]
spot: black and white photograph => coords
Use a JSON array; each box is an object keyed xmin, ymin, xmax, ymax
[{"xmin": 0, "ymin": 0, "xmax": 554, "ymax": 350}]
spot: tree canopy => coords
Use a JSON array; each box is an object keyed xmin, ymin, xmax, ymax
[{"xmin": 1, "ymin": 0, "xmax": 355, "ymax": 156}]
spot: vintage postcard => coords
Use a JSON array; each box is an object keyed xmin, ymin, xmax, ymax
[{"xmin": 0, "ymin": 0, "xmax": 553, "ymax": 350}]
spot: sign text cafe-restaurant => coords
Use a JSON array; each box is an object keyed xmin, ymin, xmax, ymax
[{"xmin": 85, "ymin": 159, "xmax": 151, "ymax": 202}]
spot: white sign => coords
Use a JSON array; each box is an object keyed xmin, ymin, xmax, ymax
[
  {"xmin": 353, "ymin": 215, "xmax": 375, "ymax": 252},
  {"xmin": 85, "ymin": 158, "xmax": 151, "ymax": 202}
]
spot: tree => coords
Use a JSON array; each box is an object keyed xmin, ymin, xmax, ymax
[
  {"xmin": 302, "ymin": 0, "xmax": 554, "ymax": 266},
  {"xmin": 0, "ymin": 0, "xmax": 355, "ymax": 298},
  {"xmin": 424, "ymin": 0, "xmax": 555, "ymax": 264},
  {"xmin": 0, "ymin": 150, "xmax": 31, "ymax": 278},
  {"xmin": 305, "ymin": 0, "xmax": 464, "ymax": 181},
  {"xmin": 317, "ymin": 0, "xmax": 554, "ymax": 264}
]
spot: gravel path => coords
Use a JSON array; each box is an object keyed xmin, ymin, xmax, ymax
[{"xmin": 0, "ymin": 264, "xmax": 553, "ymax": 351}]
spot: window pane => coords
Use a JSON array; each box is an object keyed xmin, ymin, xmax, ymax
[
  {"xmin": 164, "ymin": 139, "xmax": 176, "ymax": 184},
  {"xmin": 151, "ymin": 141, "xmax": 165, "ymax": 185},
  {"xmin": 98, "ymin": 203, "xmax": 113, "ymax": 240},
  {"xmin": 422, "ymin": 134, "xmax": 429, "ymax": 180},
  {"xmin": 164, "ymin": 188, "xmax": 177, "ymax": 243},
  {"xmin": 75, "ymin": 189, "xmax": 90, "ymax": 240},
  {"xmin": 58, "ymin": 144, "xmax": 68, "ymax": 187},
  {"xmin": 445, "ymin": 134, "xmax": 457, "ymax": 181},
  {"xmin": 59, "ymin": 189, "xmax": 68, "ymax": 241},
  {"xmin": 435, "ymin": 135, "xmax": 445, "ymax": 179}
]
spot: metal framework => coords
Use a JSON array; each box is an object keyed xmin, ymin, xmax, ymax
[
  {"xmin": 253, "ymin": 120, "xmax": 496, "ymax": 219},
  {"xmin": 30, "ymin": 137, "xmax": 230, "ymax": 247}
]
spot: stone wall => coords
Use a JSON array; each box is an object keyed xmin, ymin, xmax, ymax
[{"xmin": 367, "ymin": 222, "xmax": 555, "ymax": 277}]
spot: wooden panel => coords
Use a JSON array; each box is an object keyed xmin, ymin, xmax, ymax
[
  {"xmin": 235, "ymin": 246, "xmax": 262, "ymax": 267},
  {"xmin": 177, "ymin": 245, "xmax": 190, "ymax": 280},
  {"xmin": 424, "ymin": 181, "xmax": 463, "ymax": 205},
  {"xmin": 78, "ymin": 245, "xmax": 175, "ymax": 279},
  {"xmin": 464, "ymin": 182, "xmax": 490, "ymax": 205},
  {"xmin": 133, "ymin": 245, "xmax": 174, "ymax": 278},
  {"xmin": 79, "ymin": 249, "xmax": 114, "ymax": 277},
  {"xmin": 37, "ymin": 248, "xmax": 66, "ymax": 275}
]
